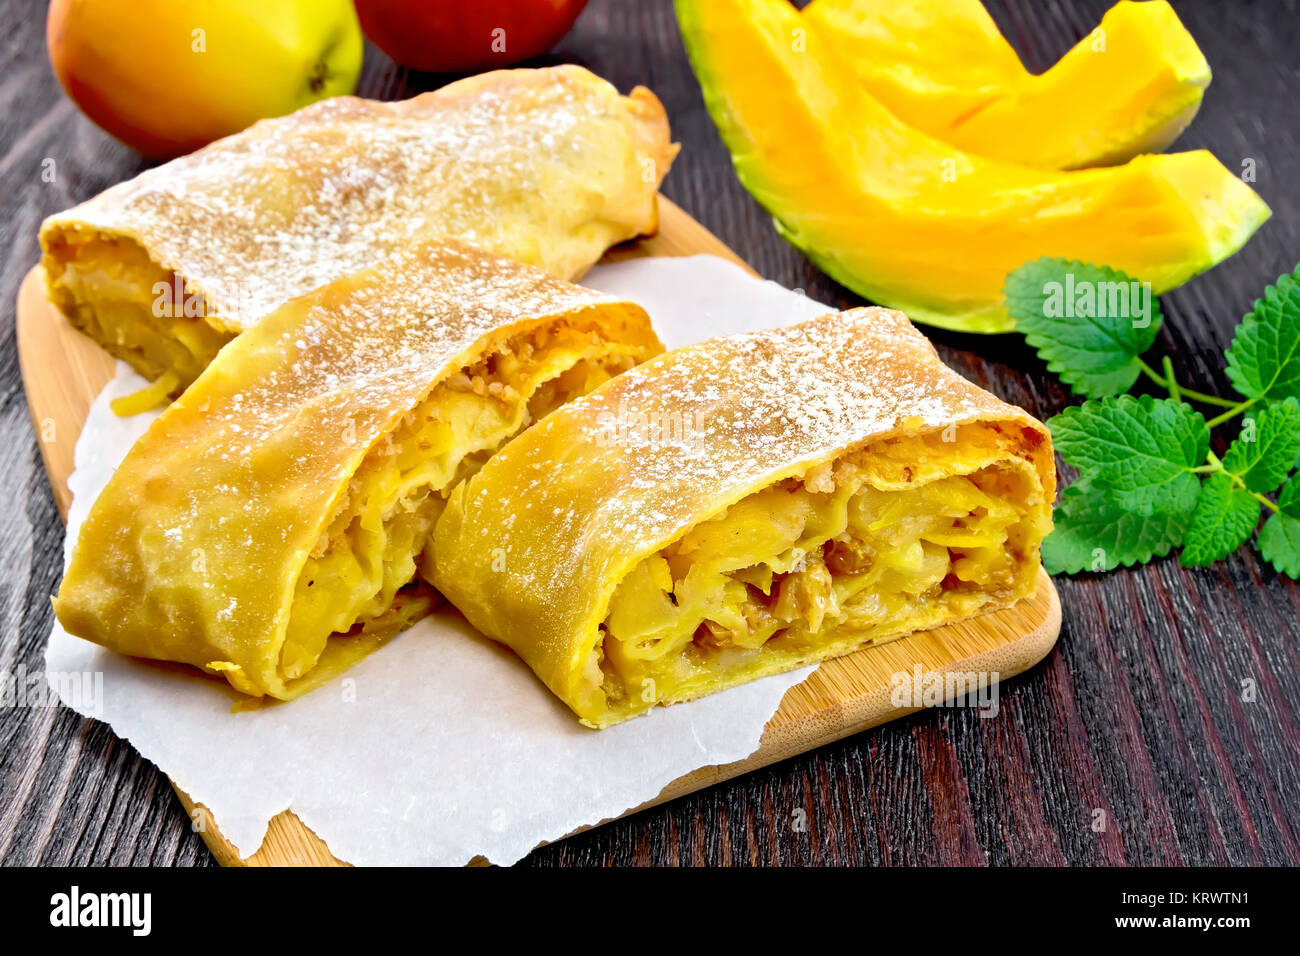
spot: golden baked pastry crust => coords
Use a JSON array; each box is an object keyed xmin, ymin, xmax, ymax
[
  {"xmin": 40, "ymin": 65, "xmax": 677, "ymax": 390},
  {"xmin": 432, "ymin": 308, "xmax": 1055, "ymax": 727},
  {"xmin": 54, "ymin": 239, "xmax": 662, "ymax": 699}
]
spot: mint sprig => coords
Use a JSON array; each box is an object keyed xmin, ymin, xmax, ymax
[
  {"xmin": 1004, "ymin": 258, "xmax": 1164, "ymax": 398},
  {"xmin": 1048, "ymin": 395, "xmax": 1207, "ymax": 515},
  {"xmin": 1179, "ymin": 474, "xmax": 1259, "ymax": 567},
  {"xmin": 1220, "ymin": 398, "xmax": 1300, "ymax": 493},
  {"xmin": 1043, "ymin": 484, "xmax": 1191, "ymax": 574},
  {"xmin": 1225, "ymin": 267, "xmax": 1300, "ymax": 404},
  {"xmin": 1006, "ymin": 260, "xmax": 1300, "ymax": 578}
]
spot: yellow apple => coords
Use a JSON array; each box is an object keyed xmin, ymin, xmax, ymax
[{"xmin": 48, "ymin": 0, "xmax": 363, "ymax": 160}]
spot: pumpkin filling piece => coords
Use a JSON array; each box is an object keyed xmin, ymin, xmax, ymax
[
  {"xmin": 45, "ymin": 232, "xmax": 235, "ymax": 392},
  {"xmin": 276, "ymin": 322, "xmax": 640, "ymax": 683},
  {"xmin": 593, "ymin": 426, "xmax": 1050, "ymax": 719}
]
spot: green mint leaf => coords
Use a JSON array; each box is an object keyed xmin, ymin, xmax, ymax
[
  {"xmin": 1259, "ymin": 515, "xmax": 1300, "ymax": 577},
  {"xmin": 1224, "ymin": 264, "xmax": 1300, "ymax": 403},
  {"xmin": 1047, "ymin": 395, "xmax": 1208, "ymax": 514},
  {"xmin": 1283, "ymin": 478, "xmax": 1300, "ymax": 514},
  {"xmin": 1179, "ymin": 474, "xmax": 1260, "ymax": 567},
  {"xmin": 1004, "ymin": 258, "xmax": 1162, "ymax": 398},
  {"xmin": 1221, "ymin": 397, "xmax": 1300, "ymax": 492},
  {"xmin": 1042, "ymin": 484, "xmax": 1192, "ymax": 574},
  {"xmin": 1258, "ymin": 479, "xmax": 1300, "ymax": 578}
]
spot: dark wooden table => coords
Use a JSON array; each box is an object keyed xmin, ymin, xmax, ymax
[{"xmin": 2, "ymin": 0, "xmax": 1297, "ymax": 866}]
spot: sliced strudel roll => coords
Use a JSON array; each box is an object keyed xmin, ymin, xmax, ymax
[
  {"xmin": 54, "ymin": 240, "xmax": 662, "ymax": 699},
  {"xmin": 40, "ymin": 65, "xmax": 676, "ymax": 394},
  {"xmin": 431, "ymin": 309, "xmax": 1054, "ymax": 727}
]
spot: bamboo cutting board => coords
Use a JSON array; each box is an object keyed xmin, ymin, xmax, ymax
[{"xmin": 17, "ymin": 196, "xmax": 1061, "ymax": 866}]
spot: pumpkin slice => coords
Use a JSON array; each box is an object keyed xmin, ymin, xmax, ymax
[
  {"xmin": 802, "ymin": 0, "xmax": 1026, "ymax": 138},
  {"xmin": 807, "ymin": 0, "xmax": 1210, "ymax": 170},
  {"xmin": 676, "ymin": 0, "xmax": 1268, "ymax": 333}
]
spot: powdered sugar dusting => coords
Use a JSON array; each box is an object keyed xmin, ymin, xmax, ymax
[
  {"xmin": 42, "ymin": 66, "xmax": 672, "ymax": 329},
  {"xmin": 446, "ymin": 308, "xmax": 1042, "ymax": 632},
  {"xmin": 188, "ymin": 242, "xmax": 633, "ymax": 456}
]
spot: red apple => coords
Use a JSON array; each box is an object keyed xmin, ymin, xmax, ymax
[{"xmin": 354, "ymin": 0, "xmax": 588, "ymax": 73}]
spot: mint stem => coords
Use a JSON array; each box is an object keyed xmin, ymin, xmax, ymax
[
  {"xmin": 1177, "ymin": 388, "xmax": 1238, "ymax": 408},
  {"xmin": 1256, "ymin": 494, "xmax": 1282, "ymax": 516},
  {"xmin": 1206, "ymin": 398, "xmax": 1257, "ymax": 429},
  {"xmin": 1161, "ymin": 356, "xmax": 1181, "ymax": 403},
  {"xmin": 1138, "ymin": 359, "xmax": 1237, "ymax": 408},
  {"xmin": 1200, "ymin": 451, "xmax": 1280, "ymax": 515}
]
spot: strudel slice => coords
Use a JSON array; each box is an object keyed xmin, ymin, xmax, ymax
[
  {"xmin": 54, "ymin": 240, "xmax": 662, "ymax": 699},
  {"xmin": 40, "ymin": 65, "xmax": 676, "ymax": 394},
  {"xmin": 431, "ymin": 308, "xmax": 1054, "ymax": 727}
]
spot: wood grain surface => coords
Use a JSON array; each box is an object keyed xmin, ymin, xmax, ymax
[{"xmin": 1, "ymin": 0, "xmax": 1298, "ymax": 866}]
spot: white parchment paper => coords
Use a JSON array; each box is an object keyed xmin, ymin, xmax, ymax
[{"xmin": 44, "ymin": 255, "xmax": 833, "ymax": 866}]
